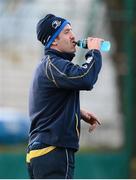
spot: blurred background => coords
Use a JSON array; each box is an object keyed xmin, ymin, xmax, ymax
[{"xmin": 0, "ymin": 0, "xmax": 135, "ymax": 178}]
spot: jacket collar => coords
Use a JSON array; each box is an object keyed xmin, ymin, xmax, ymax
[{"xmin": 44, "ymin": 48, "xmax": 75, "ymax": 61}]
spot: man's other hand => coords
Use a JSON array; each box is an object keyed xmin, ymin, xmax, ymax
[{"xmin": 80, "ymin": 109, "xmax": 101, "ymax": 132}]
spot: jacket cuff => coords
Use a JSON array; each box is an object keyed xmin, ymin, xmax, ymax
[{"xmin": 85, "ymin": 49, "xmax": 101, "ymax": 60}]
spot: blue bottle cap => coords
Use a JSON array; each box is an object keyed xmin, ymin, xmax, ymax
[{"xmin": 100, "ymin": 41, "xmax": 111, "ymax": 52}]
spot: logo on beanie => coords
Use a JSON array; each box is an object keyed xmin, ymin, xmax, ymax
[{"xmin": 52, "ymin": 20, "xmax": 61, "ymax": 29}]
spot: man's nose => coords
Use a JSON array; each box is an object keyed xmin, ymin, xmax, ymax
[{"xmin": 70, "ymin": 31, "xmax": 75, "ymax": 39}]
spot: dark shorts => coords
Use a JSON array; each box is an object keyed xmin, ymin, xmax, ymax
[{"xmin": 26, "ymin": 142, "xmax": 75, "ymax": 179}]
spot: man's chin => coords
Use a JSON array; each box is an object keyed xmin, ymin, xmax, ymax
[
  {"xmin": 71, "ymin": 50, "xmax": 76, "ymax": 53},
  {"xmin": 63, "ymin": 47, "xmax": 76, "ymax": 53},
  {"xmin": 70, "ymin": 47, "xmax": 76, "ymax": 53}
]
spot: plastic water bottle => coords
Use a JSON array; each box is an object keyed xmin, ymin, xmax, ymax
[{"xmin": 76, "ymin": 39, "xmax": 111, "ymax": 52}]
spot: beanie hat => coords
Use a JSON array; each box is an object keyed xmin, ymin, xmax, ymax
[{"xmin": 36, "ymin": 14, "xmax": 70, "ymax": 48}]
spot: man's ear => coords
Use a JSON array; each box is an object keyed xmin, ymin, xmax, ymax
[{"xmin": 52, "ymin": 39, "xmax": 58, "ymax": 46}]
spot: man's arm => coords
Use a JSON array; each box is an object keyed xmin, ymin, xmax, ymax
[
  {"xmin": 46, "ymin": 49, "xmax": 102, "ymax": 90},
  {"xmin": 80, "ymin": 109, "xmax": 101, "ymax": 132}
]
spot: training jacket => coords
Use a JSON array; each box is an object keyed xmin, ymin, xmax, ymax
[{"xmin": 28, "ymin": 48, "xmax": 102, "ymax": 151}]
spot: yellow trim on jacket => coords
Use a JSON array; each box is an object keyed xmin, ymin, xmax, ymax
[
  {"xmin": 26, "ymin": 146, "xmax": 56, "ymax": 163},
  {"xmin": 75, "ymin": 113, "xmax": 80, "ymax": 138}
]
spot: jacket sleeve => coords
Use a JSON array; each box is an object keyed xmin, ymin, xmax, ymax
[{"xmin": 45, "ymin": 49, "xmax": 102, "ymax": 90}]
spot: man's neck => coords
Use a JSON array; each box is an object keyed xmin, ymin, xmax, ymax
[
  {"xmin": 50, "ymin": 45, "xmax": 61, "ymax": 52},
  {"xmin": 44, "ymin": 48, "xmax": 75, "ymax": 61}
]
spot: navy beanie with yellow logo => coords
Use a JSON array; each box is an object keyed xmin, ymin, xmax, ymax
[{"xmin": 36, "ymin": 14, "xmax": 70, "ymax": 48}]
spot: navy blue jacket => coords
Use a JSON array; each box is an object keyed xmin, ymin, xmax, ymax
[{"xmin": 28, "ymin": 48, "xmax": 102, "ymax": 151}]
